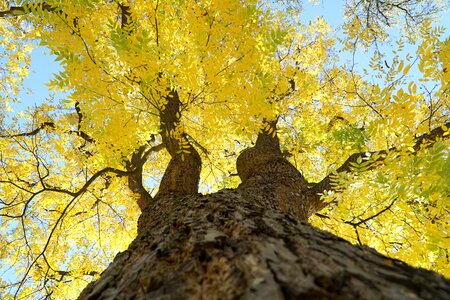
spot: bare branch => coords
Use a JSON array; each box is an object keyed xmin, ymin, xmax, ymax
[
  {"xmin": 344, "ymin": 197, "xmax": 397, "ymax": 227},
  {"xmin": 345, "ymin": 0, "xmax": 442, "ymax": 46}
]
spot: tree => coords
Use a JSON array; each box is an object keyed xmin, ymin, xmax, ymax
[{"xmin": 0, "ymin": 0, "xmax": 449, "ymax": 299}]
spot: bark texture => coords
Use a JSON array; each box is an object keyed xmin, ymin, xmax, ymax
[
  {"xmin": 78, "ymin": 118, "xmax": 450, "ymax": 299},
  {"xmin": 237, "ymin": 120, "xmax": 324, "ymax": 220},
  {"xmin": 78, "ymin": 189, "xmax": 450, "ymax": 300},
  {"xmin": 156, "ymin": 89, "xmax": 202, "ymax": 199}
]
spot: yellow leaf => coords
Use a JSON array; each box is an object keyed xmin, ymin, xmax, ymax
[
  {"xmin": 403, "ymin": 64, "xmax": 411, "ymax": 75},
  {"xmin": 397, "ymin": 60, "xmax": 404, "ymax": 73}
]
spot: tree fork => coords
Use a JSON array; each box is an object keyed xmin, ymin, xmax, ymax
[{"xmin": 237, "ymin": 119, "xmax": 323, "ymax": 220}]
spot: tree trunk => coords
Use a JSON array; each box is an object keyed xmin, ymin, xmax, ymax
[
  {"xmin": 77, "ymin": 188, "xmax": 450, "ymax": 299},
  {"xmin": 78, "ymin": 119, "xmax": 450, "ymax": 299}
]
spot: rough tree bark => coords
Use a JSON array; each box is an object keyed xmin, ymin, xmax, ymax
[
  {"xmin": 77, "ymin": 189, "xmax": 450, "ymax": 300},
  {"xmin": 77, "ymin": 121, "xmax": 450, "ymax": 300}
]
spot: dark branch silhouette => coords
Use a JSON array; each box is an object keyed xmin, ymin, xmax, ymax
[
  {"xmin": 0, "ymin": 101, "xmax": 166, "ymax": 212},
  {"xmin": 344, "ymin": 197, "xmax": 397, "ymax": 227},
  {"xmin": 310, "ymin": 120, "xmax": 450, "ymax": 203},
  {"xmin": 0, "ymin": 3, "xmax": 57, "ymax": 17},
  {"xmin": 125, "ymin": 143, "xmax": 164, "ymax": 211},
  {"xmin": 73, "ymin": 101, "xmax": 94, "ymax": 143},
  {"xmin": 0, "ymin": 122, "xmax": 55, "ymax": 138},
  {"xmin": 118, "ymin": 3, "xmax": 133, "ymax": 31}
]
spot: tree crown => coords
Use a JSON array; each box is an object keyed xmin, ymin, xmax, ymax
[{"xmin": 0, "ymin": 0, "xmax": 449, "ymax": 298}]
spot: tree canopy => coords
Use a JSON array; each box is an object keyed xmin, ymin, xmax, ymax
[{"xmin": 0, "ymin": 0, "xmax": 449, "ymax": 298}]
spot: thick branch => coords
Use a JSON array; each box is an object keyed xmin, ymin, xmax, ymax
[
  {"xmin": 118, "ymin": 3, "xmax": 133, "ymax": 31},
  {"xmin": 125, "ymin": 143, "xmax": 164, "ymax": 211},
  {"xmin": 0, "ymin": 6, "xmax": 23, "ymax": 17},
  {"xmin": 155, "ymin": 89, "xmax": 202, "ymax": 199},
  {"xmin": 311, "ymin": 121, "xmax": 450, "ymax": 201},
  {"xmin": 413, "ymin": 121, "xmax": 450, "ymax": 150}
]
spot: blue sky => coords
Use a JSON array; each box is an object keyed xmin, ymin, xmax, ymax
[
  {"xmin": 21, "ymin": 46, "xmax": 63, "ymax": 103},
  {"xmin": 6, "ymin": 46, "xmax": 64, "ymax": 117}
]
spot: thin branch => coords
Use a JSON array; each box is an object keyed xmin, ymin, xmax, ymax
[
  {"xmin": 74, "ymin": 102, "xmax": 94, "ymax": 143},
  {"xmin": 0, "ymin": 122, "xmax": 55, "ymax": 138},
  {"xmin": 11, "ymin": 160, "xmax": 154, "ymax": 297},
  {"xmin": 344, "ymin": 197, "xmax": 397, "ymax": 227},
  {"xmin": 154, "ymin": 0, "xmax": 160, "ymax": 47}
]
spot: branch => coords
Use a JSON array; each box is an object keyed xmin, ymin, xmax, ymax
[
  {"xmin": 156, "ymin": 89, "xmax": 202, "ymax": 198},
  {"xmin": 0, "ymin": 102, "xmax": 94, "ymax": 143},
  {"xmin": 413, "ymin": 121, "xmax": 450, "ymax": 151},
  {"xmin": 54, "ymin": 268, "xmax": 99, "ymax": 279},
  {"xmin": 0, "ymin": 103, "xmax": 96, "ymax": 160},
  {"xmin": 37, "ymin": 167, "xmax": 134, "ymax": 198},
  {"xmin": 2, "ymin": 138, "xmax": 165, "ymax": 294},
  {"xmin": 0, "ymin": 101, "xmax": 165, "ymax": 211},
  {"xmin": 0, "ymin": 6, "xmax": 26, "ymax": 17},
  {"xmin": 344, "ymin": 197, "xmax": 397, "ymax": 227},
  {"xmin": 125, "ymin": 143, "xmax": 164, "ymax": 211},
  {"xmin": 9, "ymin": 155, "xmax": 155, "ymax": 296},
  {"xmin": 118, "ymin": 3, "xmax": 133, "ymax": 31},
  {"xmin": 73, "ymin": 102, "xmax": 94, "ymax": 143},
  {"xmin": 0, "ymin": 3, "xmax": 59, "ymax": 18},
  {"xmin": 0, "ymin": 122, "xmax": 55, "ymax": 138},
  {"xmin": 186, "ymin": 133, "xmax": 210, "ymax": 156},
  {"xmin": 311, "ymin": 121, "xmax": 450, "ymax": 197}
]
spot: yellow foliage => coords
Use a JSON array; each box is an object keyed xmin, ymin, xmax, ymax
[{"xmin": 0, "ymin": 0, "xmax": 449, "ymax": 298}]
